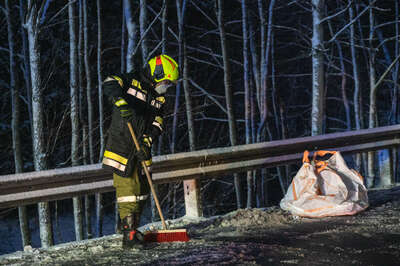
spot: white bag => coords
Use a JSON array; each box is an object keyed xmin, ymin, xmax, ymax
[{"xmin": 280, "ymin": 150, "xmax": 369, "ymax": 218}]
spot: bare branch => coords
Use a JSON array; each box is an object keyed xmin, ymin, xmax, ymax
[
  {"xmin": 191, "ymin": 1, "xmax": 217, "ymax": 26},
  {"xmin": 373, "ymin": 53, "xmax": 400, "ymax": 92},
  {"xmin": 320, "ymin": 1, "xmax": 352, "ymax": 24},
  {"xmin": 189, "ymin": 79, "xmax": 227, "ymax": 114},
  {"xmin": 327, "ymin": 0, "xmax": 378, "ymax": 43},
  {"xmin": 134, "ymin": 3, "xmax": 165, "ymax": 65},
  {"xmin": 147, "ymin": 4, "xmax": 178, "ymax": 41}
]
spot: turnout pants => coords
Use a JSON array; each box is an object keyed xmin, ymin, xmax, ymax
[{"xmin": 113, "ymin": 163, "xmax": 150, "ymax": 220}]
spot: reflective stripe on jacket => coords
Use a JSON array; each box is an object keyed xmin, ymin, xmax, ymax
[{"xmin": 102, "ymin": 71, "xmax": 165, "ymax": 177}]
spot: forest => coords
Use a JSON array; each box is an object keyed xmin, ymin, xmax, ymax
[{"xmin": 1, "ymin": 0, "xmax": 399, "ymax": 251}]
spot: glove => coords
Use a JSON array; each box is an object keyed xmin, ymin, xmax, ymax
[
  {"xmin": 112, "ymin": 97, "xmax": 134, "ymax": 120},
  {"xmin": 136, "ymin": 135, "xmax": 152, "ymax": 162},
  {"xmin": 141, "ymin": 158, "xmax": 152, "ymax": 176},
  {"xmin": 118, "ymin": 106, "xmax": 134, "ymax": 119}
]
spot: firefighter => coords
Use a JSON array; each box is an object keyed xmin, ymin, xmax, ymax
[{"xmin": 102, "ymin": 54, "xmax": 179, "ymax": 248}]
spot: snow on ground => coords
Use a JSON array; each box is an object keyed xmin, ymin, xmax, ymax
[{"xmin": 0, "ymin": 186, "xmax": 399, "ymax": 265}]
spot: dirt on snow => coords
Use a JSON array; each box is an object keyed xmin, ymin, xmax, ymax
[{"xmin": 1, "ymin": 186, "xmax": 399, "ymax": 266}]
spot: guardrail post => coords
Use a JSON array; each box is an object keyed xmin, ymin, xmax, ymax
[
  {"xmin": 389, "ymin": 148, "xmax": 395, "ymax": 184},
  {"xmin": 183, "ymin": 179, "xmax": 202, "ymax": 217},
  {"xmin": 392, "ymin": 147, "xmax": 398, "ymax": 183}
]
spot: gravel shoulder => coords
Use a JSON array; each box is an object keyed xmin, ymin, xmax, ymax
[{"xmin": 1, "ymin": 186, "xmax": 399, "ymax": 266}]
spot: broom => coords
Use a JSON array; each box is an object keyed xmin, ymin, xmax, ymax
[{"xmin": 127, "ymin": 122, "xmax": 189, "ymax": 243}]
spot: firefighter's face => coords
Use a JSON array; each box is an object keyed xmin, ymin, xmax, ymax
[{"xmin": 155, "ymin": 80, "xmax": 175, "ymax": 94}]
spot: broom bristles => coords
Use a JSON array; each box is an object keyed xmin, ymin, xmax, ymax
[{"xmin": 143, "ymin": 229, "xmax": 190, "ymax": 243}]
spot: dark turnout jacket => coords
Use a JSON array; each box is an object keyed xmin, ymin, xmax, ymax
[{"xmin": 101, "ymin": 71, "xmax": 165, "ymax": 177}]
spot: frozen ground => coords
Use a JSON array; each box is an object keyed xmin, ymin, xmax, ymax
[
  {"xmin": 0, "ymin": 205, "xmax": 117, "ymax": 255},
  {"xmin": 0, "ymin": 186, "xmax": 399, "ymax": 265}
]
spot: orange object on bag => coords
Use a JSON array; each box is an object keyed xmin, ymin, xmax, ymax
[{"xmin": 280, "ymin": 150, "xmax": 369, "ymax": 218}]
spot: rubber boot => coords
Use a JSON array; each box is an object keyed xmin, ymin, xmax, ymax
[{"xmin": 121, "ymin": 213, "xmax": 144, "ymax": 249}]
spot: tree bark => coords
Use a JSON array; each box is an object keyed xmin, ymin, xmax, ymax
[
  {"xmin": 25, "ymin": 0, "xmax": 53, "ymax": 248},
  {"xmin": 69, "ymin": 0, "xmax": 84, "ymax": 241},
  {"xmin": 177, "ymin": 0, "xmax": 202, "ymax": 217},
  {"xmin": 19, "ymin": 0, "xmax": 32, "ymax": 134},
  {"xmin": 349, "ymin": 3, "xmax": 363, "ymax": 172},
  {"xmin": 311, "ymin": 0, "xmax": 325, "ymax": 136},
  {"xmin": 124, "ymin": 0, "xmax": 138, "ymax": 72},
  {"xmin": 241, "ymin": 0, "xmax": 255, "ymax": 207},
  {"xmin": 83, "ymin": 0, "xmax": 94, "ymax": 164},
  {"xmin": 216, "ymin": 0, "xmax": 242, "ymax": 209},
  {"xmin": 97, "ymin": 0, "xmax": 104, "ymax": 161},
  {"xmin": 121, "ymin": 7, "xmax": 126, "ymax": 74},
  {"xmin": 367, "ymin": 1, "xmax": 377, "ymax": 188},
  {"xmin": 139, "ymin": 0, "xmax": 149, "ymax": 64},
  {"xmin": 95, "ymin": 0, "xmax": 104, "ymax": 237},
  {"xmin": 77, "ymin": 0, "xmax": 92, "ymax": 239},
  {"xmin": 7, "ymin": 0, "xmax": 31, "ymax": 248},
  {"xmin": 162, "ymin": 0, "xmax": 168, "ymax": 54}
]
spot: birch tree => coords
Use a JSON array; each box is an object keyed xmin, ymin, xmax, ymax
[
  {"xmin": 18, "ymin": 0, "xmax": 32, "ymax": 132},
  {"xmin": 367, "ymin": 1, "xmax": 377, "ymax": 188},
  {"xmin": 69, "ymin": 0, "xmax": 84, "ymax": 241},
  {"xmin": 95, "ymin": 0, "xmax": 104, "ymax": 237},
  {"xmin": 162, "ymin": 0, "xmax": 168, "ymax": 54},
  {"xmin": 259, "ymin": 0, "xmax": 276, "ymax": 207},
  {"xmin": 77, "ymin": 0, "xmax": 92, "ymax": 239},
  {"xmin": 176, "ymin": 0, "xmax": 202, "ymax": 217},
  {"xmin": 6, "ymin": 0, "xmax": 31, "ymax": 248},
  {"xmin": 311, "ymin": 0, "xmax": 325, "ymax": 136},
  {"xmin": 241, "ymin": 0, "xmax": 253, "ymax": 209},
  {"xmin": 349, "ymin": 3, "xmax": 363, "ymax": 171},
  {"xmin": 124, "ymin": 0, "xmax": 138, "ymax": 72},
  {"xmin": 24, "ymin": 0, "xmax": 53, "ymax": 248},
  {"xmin": 83, "ymin": 0, "xmax": 94, "ymax": 164},
  {"xmin": 139, "ymin": 0, "xmax": 149, "ymax": 63}
]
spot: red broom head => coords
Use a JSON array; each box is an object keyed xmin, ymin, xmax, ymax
[{"xmin": 143, "ymin": 229, "xmax": 190, "ymax": 243}]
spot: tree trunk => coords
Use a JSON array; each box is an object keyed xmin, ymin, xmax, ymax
[
  {"xmin": 216, "ymin": 0, "xmax": 242, "ymax": 209},
  {"xmin": 83, "ymin": 0, "xmax": 94, "ymax": 164},
  {"xmin": 124, "ymin": 0, "xmax": 138, "ymax": 72},
  {"xmin": 271, "ymin": 32, "xmax": 286, "ymax": 199},
  {"xmin": 77, "ymin": 0, "xmax": 92, "ymax": 239},
  {"xmin": 96, "ymin": 0, "xmax": 104, "ymax": 236},
  {"xmin": 82, "ymin": 0, "xmax": 94, "ymax": 238},
  {"xmin": 85, "ymin": 194, "xmax": 93, "ymax": 238},
  {"xmin": 327, "ymin": 18, "xmax": 351, "ymax": 131},
  {"xmin": 7, "ymin": 0, "xmax": 31, "ymax": 248},
  {"xmin": 394, "ymin": 1, "xmax": 399, "ymax": 182},
  {"xmin": 25, "ymin": 0, "xmax": 53, "ymax": 248},
  {"xmin": 241, "ymin": 0, "xmax": 255, "ymax": 207},
  {"xmin": 367, "ymin": 1, "xmax": 377, "ymax": 188},
  {"xmin": 311, "ymin": 0, "xmax": 325, "ymax": 136},
  {"xmin": 254, "ymin": 0, "xmax": 275, "ymax": 207},
  {"xmin": 349, "ymin": 3, "xmax": 363, "ymax": 171},
  {"xmin": 97, "ymin": 0, "xmax": 104, "ymax": 161},
  {"xmin": 176, "ymin": 0, "xmax": 202, "ymax": 217},
  {"xmin": 139, "ymin": 0, "xmax": 149, "ymax": 64},
  {"xmin": 162, "ymin": 0, "xmax": 168, "ymax": 54},
  {"xmin": 257, "ymin": 0, "xmax": 266, "ymax": 113},
  {"xmin": 279, "ymin": 100, "xmax": 290, "ymax": 188},
  {"xmin": 19, "ymin": 0, "xmax": 32, "ymax": 135},
  {"xmin": 394, "ymin": 1, "xmax": 400, "ymax": 126},
  {"xmin": 69, "ymin": 0, "xmax": 84, "ymax": 241},
  {"xmin": 78, "ymin": 0, "xmax": 87, "ymax": 165},
  {"xmin": 355, "ymin": 3, "xmax": 369, "ymax": 177},
  {"xmin": 121, "ymin": 7, "xmax": 126, "ymax": 74}
]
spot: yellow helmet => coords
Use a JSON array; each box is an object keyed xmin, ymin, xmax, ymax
[{"xmin": 148, "ymin": 54, "xmax": 179, "ymax": 83}]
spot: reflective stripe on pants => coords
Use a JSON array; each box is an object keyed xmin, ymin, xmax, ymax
[{"xmin": 113, "ymin": 164, "xmax": 150, "ymax": 220}]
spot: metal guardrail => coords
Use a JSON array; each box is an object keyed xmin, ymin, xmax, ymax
[{"xmin": 0, "ymin": 125, "xmax": 399, "ymax": 208}]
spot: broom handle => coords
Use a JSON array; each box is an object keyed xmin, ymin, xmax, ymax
[{"xmin": 127, "ymin": 122, "xmax": 167, "ymax": 230}]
